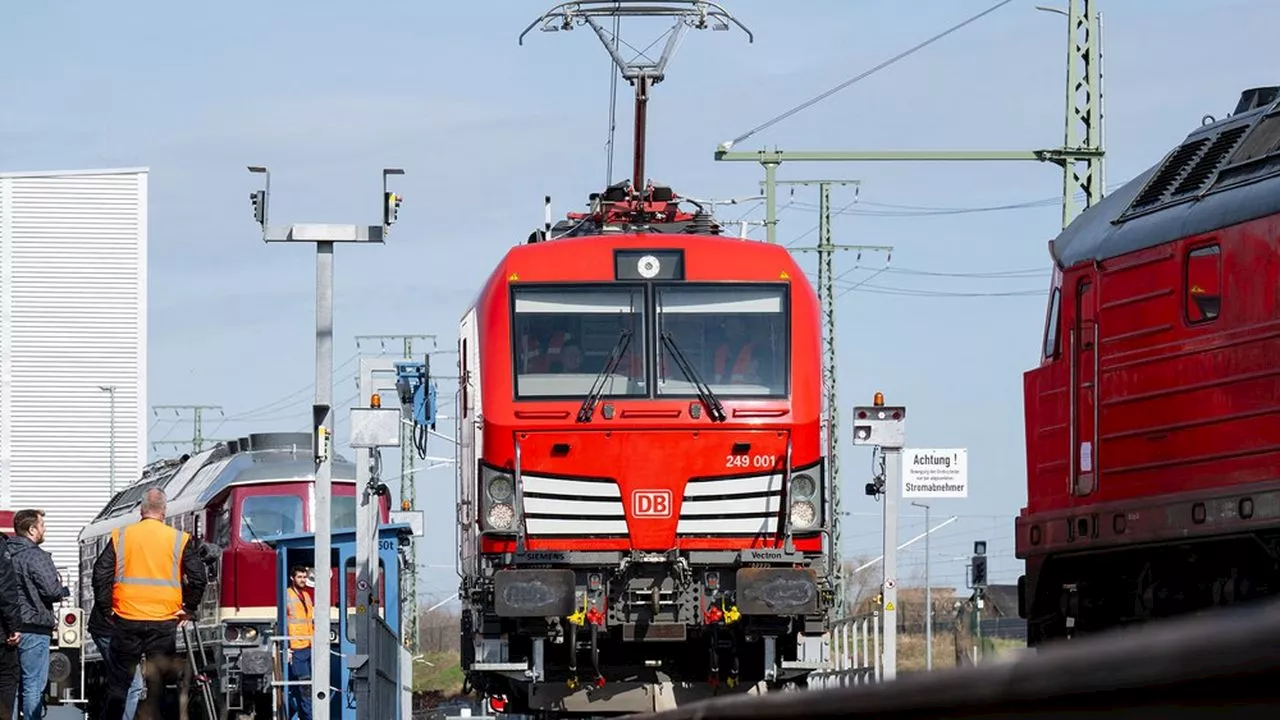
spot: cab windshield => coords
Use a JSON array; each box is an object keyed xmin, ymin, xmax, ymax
[
  {"xmin": 238, "ymin": 493, "xmax": 358, "ymax": 542},
  {"xmin": 656, "ymin": 284, "xmax": 788, "ymax": 397},
  {"xmin": 512, "ymin": 286, "xmax": 647, "ymax": 399},
  {"xmin": 511, "ymin": 282, "xmax": 789, "ymax": 400}
]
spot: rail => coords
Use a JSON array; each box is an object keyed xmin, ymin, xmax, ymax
[{"xmin": 631, "ymin": 597, "xmax": 1280, "ymax": 718}]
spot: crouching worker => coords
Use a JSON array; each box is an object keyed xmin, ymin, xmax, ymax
[{"xmin": 93, "ymin": 488, "xmax": 207, "ymax": 720}]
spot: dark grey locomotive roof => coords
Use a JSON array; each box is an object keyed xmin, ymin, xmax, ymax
[
  {"xmin": 92, "ymin": 432, "xmax": 356, "ymax": 522},
  {"xmin": 1053, "ymin": 86, "xmax": 1280, "ymax": 268}
]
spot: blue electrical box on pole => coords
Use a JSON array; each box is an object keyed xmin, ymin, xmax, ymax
[{"xmin": 394, "ymin": 357, "xmax": 438, "ymax": 459}]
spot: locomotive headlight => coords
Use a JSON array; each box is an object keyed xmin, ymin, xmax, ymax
[
  {"xmin": 790, "ymin": 473, "xmax": 816, "ymax": 498},
  {"xmin": 488, "ymin": 474, "xmax": 515, "ymax": 502},
  {"xmin": 487, "ymin": 502, "xmax": 516, "ymax": 530},
  {"xmin": 789, "ymin": 500, "xmax": 817, "ymax": 529}
]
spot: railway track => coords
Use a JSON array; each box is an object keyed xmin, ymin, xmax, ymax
[{"xmin": 628, "ymin": 596, "xmax": 1280, "ymax": 719}]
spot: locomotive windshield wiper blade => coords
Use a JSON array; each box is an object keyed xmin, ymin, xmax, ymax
[
  {"xmin": 660, "ymin": 331, "xmax": 726, "ymax": 422},
  {"xmin": 577, "ymin": 328, "xmax": 634, "ymax": 423}
]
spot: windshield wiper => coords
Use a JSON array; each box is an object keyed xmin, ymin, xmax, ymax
[
  {"xmin": 660, "ymin": 331, "xmax": 726, "ymax": 422},
  {"xmin": 577, "ymin": 328, "xmax": 634, "ymax": 423}
]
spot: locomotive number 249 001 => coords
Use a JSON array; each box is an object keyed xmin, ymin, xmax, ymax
[{"xmin": 725, "ymin": 454, "xmax": 777, "ymax": 469}]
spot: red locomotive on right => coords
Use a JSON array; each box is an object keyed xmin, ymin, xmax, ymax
[{"xmin": 1017, "ymin": 85, "xmax": 1280, "ymax": 644}]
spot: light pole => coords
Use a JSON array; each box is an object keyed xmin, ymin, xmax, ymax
[
  {"xmin": 910, "ymin": 500, "xmax": 932, "ymax": 671},
  {"xmin": 98, "ymin": 385, "xmax": 117, "ymax": 494},
  {"xmin": 247, "ymin": 164, "xmax": 404, "ymax": 720}
]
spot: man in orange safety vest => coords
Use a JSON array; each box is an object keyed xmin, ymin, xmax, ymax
[
  {"xmin": 93, "ymin": 487, "xmax": 208, "ymax": 720},
  {"xmin": 285, "ymin": 564, "xmax": 315, "ymax": 720},
  {"xmin": 713, "ymin": 316, "xmax": 761, "ymax": 384}
]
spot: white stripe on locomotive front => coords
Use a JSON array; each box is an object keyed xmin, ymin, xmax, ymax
[
  {"xmin": 525, "ymin": 518, "xmax": 632, "ymax": 535},
  {"xmin": 683, "ymin": 472, "xmax": 783, "ymax": 497},
  {"xmin": 522, "ymin": 496, "xmax": 622, "ymax": 517},
  {"xmin": 681, "ymin": 494, "xmax": 783, "ymax": 516},
  {"xmin": 522, "ymin": 475, "xmax": 622, "ymax": 498},
  {"xmin": 509, "ymin": 470, "xmax": 786, "ymax": 536}
]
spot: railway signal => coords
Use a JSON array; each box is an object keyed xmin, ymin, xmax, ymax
[
  {"xmin": 852, "ymin": 392, "xmax": 907, "ymax": 681},
  {"xmin": 971, "ymin": 540, "xmax": 988, "ymax": 589}
]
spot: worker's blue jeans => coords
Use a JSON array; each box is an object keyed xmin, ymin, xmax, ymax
[{"xmin": 289, "ymin": 648, "xmax": 313, "ymax": 720}]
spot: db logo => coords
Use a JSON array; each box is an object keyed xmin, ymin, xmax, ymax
[{"xmin": 632, "ymin": 490, "xmax": 672, "ymax": 518}]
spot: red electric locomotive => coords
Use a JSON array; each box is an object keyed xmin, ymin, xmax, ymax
[
  {"xmin": 1017, "ymin": 86, "xmax": 1280, "ymax": 644},
  {"xmin": 73, "ymin": 432, "xmax": 389, "ymax": 718},
  {"xmin": 455, "ymin": 182, "xmax": 830, "ymax": 715}
]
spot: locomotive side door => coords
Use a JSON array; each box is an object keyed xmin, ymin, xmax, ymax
[{"xmin": 1072, "ymin": 276, "xmax": 1098, "ymax": 497}]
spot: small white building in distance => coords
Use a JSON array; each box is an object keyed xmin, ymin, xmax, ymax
[{"xmin": 0, "ymin": 167, "xmax": 148, "ymax": 582}]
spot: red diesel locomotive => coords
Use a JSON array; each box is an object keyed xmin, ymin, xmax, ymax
[
  {"xmin": 1017, "ymin": 86, "xmax": 1280, "ymax": 644},
  {"xmin": 73, "ymin": 432, "xmax": 389, "ymax": 719},
  {"xmin": 455, "ymin": 181, "xmax": 830, "ymax": 715}
]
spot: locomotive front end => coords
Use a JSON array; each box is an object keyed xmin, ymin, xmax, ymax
[{"xmin": 458, "ymin": 233, "xmax": 829, "ymax": 714}]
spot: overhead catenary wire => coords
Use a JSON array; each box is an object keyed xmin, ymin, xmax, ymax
[
  {"xmin": 726, "ymin": 0, "xmax": 1018, "ymax": 148},
  {"xmin": 220, "ymin": 352, "xmax": 361, "ymax": 421}
]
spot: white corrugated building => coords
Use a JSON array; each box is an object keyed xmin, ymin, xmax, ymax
[{"xmin": 0, "ymin": 167, "xmax": 148, "ymax": 579}]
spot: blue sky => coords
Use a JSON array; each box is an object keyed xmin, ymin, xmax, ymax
[{"xmin": 3, "ymin": 0, "xmax": 1275, "ymax": 607}]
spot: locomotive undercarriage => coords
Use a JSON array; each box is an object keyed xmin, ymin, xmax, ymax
[
  {"xmin": 461, "ymin": 548, "xmax": 832, "ymax": 716},
  {"xmin": 1021, "ymin": 531, "xmax": 1280, "ymax": 647}
]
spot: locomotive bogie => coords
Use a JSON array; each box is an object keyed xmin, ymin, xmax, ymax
[
  {"xmin": 461, "ymin": 550, "xmax": 830, "ymax": 713},
  {"xmin": 1019, "ymin": 529, "xmax": 1280, "ymax": 646}
]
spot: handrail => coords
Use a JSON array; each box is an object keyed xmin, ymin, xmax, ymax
[{"xmin": 630, "ymin": 596, "xmax": 1280, "ymax": 718}]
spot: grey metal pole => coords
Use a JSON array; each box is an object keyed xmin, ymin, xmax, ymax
[
  {"xmin": 349, "ymin": 354, "xmax": 404, "ymax": 718},
  {"xmin": 882, "ymin": 446, "xmax": 901, "ymax": 681},
  {"xmin": 851, "ymin": 397, "xmax": 906, "ymax": 682},
  {"xmin": 313, "ymin": 240, "xmax": 335, "ymax": 719},
  {"xmin": 912, "ymin": 501, "xmax": 932, "ymax": 671}
]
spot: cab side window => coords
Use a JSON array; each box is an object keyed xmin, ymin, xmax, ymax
[
  {"xmin": 1043, "ymin": 287, "xmax": 1062, "ymax": 359},
  {"xmin": 1185, "ymin": 244, "xmax": 1222, "ymax": 325}
]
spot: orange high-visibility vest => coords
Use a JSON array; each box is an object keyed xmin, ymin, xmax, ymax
[
  {"xmin": 286, "ymin": 586, "xmax": 315, "ymax": 650},
  {"xmin": 714, "ymin": 342, "xmax": 755, "ymax": 382},
  {"xmin": 111, "ymin": 518, "xmax": 190, "ymax": 622},
  {"xmin": 527, "ymin": 331, "xmax": 570, "ymax": 373}
]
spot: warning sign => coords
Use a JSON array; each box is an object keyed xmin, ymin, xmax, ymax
[
  {"xmin": 903, "ymin": 448, "xmax": 968, "ymax": 499},
  {"xmin": 885, "ymin": 601, "xmax": 895, "ymax": 612}
]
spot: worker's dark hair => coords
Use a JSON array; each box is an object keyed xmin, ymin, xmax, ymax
[
  {"xmin": 290, "ymin": 564, "xmax": 310, "ymax": 577},
  {"xmin": 13, "ymin": 509, "xmax": 44, "ymax": 537}
]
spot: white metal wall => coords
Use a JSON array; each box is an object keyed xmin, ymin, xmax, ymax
[{"xmin": 0, "ymin": 168, "xmax": 148, "ymax": 577}]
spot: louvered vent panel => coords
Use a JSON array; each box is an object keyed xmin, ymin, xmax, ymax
[
  {"xmin": 1128, "ymin": 138, "xmax": 1209, "ymax": 210},
  {"xmin": 1170, "ymin": 124, "xmax": 1250, "ymax": 196},
  {"xmin": 1226, "ymin": 114, "xmax": 1280, "ymax": 166}
]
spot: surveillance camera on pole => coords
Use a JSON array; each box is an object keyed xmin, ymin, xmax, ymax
[
  {"xmin": 247, "ymin": 166, "xmax": 270, "ymax": 230},
  {"xmin": 382, "ymin": 168, "xmax": 405, "ymax": 228},
  {"xmin": 851, "ymin": 391, "xmax": 906, "ymax": 681}
]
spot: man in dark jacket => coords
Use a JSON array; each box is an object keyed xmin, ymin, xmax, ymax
[
  {"xmin": 0, "ymin": 530, "xmax": 25, "ymax": 720},
  {"xmin": 9, "ymin": 509, "xmax": 70, "ymax": 720}
]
